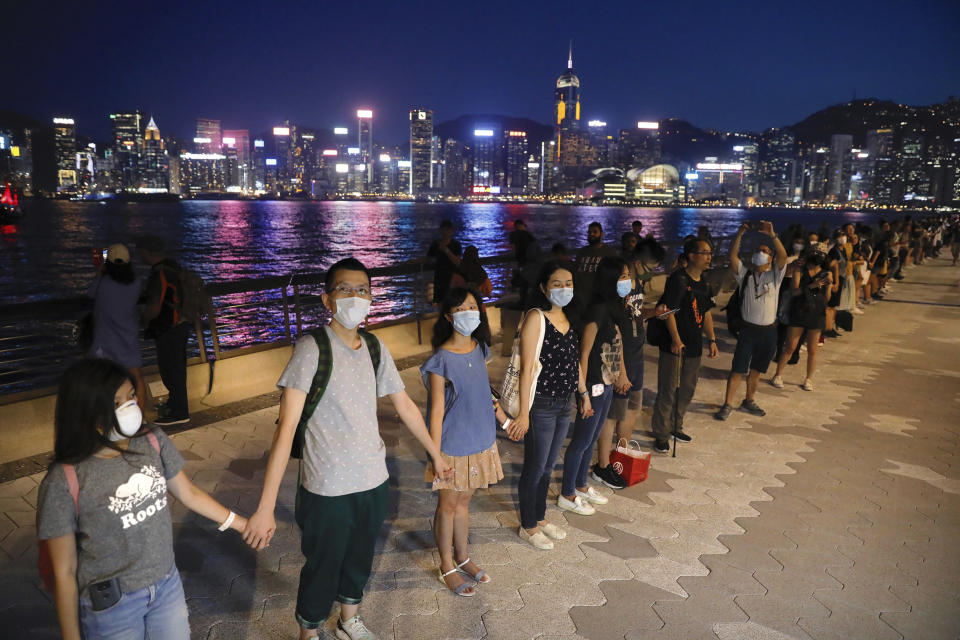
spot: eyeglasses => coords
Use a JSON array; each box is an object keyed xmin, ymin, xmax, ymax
[{"xmin": 330, "ymin": 284, "xmax": 371, "ymax": 297}]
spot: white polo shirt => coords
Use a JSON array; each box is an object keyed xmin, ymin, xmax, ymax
[{"xmin": 735, "ymin": 261, "xmax": 787, "ymax": 326}]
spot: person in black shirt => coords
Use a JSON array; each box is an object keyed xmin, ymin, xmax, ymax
[
  {"xmin": 427, "ymin": 219, "xmax": 463, "ymax": 304},
  {"xmin": 509, "ymin": 220, "xmax": 535, "ymax": 264},
  {"xmin": 574, "ymin": 221, "xmax": 617, "ymax": 304},
  {"xmin": 651, "ymin": 239, "xmax": 718, "ymax": 452},
  {"xmin": 136, "ymin": 235, "xmax": 191, "ymax": 426}
]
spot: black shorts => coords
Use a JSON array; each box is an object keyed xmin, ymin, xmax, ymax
[
  {"xmin": 731, "ymin": 323, "xmax": 778, "ymax": 374},
  {"xmin": 827, "ymin": 277, "xmax": 844, "ymax": 308}
]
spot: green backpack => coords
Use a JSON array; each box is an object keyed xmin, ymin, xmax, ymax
[{"xmin": 290, "ymin": 327, "xmax": 382, "ymax": 459}]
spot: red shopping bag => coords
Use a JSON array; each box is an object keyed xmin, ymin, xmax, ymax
[{"xmin": 609, "ymin": 439, "xmax": 651, "ymax": 486}]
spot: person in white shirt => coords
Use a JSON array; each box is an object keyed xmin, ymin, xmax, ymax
[{"xmin": 715, "ymin": 221, "xmax": 787, "ymax": 421}]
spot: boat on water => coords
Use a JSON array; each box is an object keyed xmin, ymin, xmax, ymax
[{"xmin": 0, "ymin": 182, "xmax": 22, "ymax": 219}]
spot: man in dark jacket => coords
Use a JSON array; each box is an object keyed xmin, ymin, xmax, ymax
[{"xmin": 136, "ymin": 235, "xmax": 191, "ymax": 426}]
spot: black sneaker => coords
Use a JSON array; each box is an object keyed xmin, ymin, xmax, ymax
[
  {"xmin": 823, "ymin": 329, "xmax": 840, "ymax": 339},
  {"xmin": 673, "ymin": 431, "xmax": 692, "ymax": 442},
  {"xmin": 740, "ymin": 399, "xmax": 766, "ymax": 416},
  {"xmin": 153, "ymin": 415, "xmax": 191, "ymax": 426},
  {"xmin": 714, "ymin": 404, "xmax": 733, "ymax": 421},
  {"xmin": 591, "ymin": 464, "xmax": 628, "ymax": 489},
  {"xmin": 654, "ymin": 440, "xmax": 671, "ymax": 454}
]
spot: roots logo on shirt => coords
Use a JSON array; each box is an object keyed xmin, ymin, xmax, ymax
[{"xmin": 108, "ymin": 466, "xmax": 168, "ymax": 529}]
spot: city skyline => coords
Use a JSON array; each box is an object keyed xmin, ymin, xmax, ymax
[{"xmin": 6, "ymin": 0, "xmax": 959, "ymax": 144}]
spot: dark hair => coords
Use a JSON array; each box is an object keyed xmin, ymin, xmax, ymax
[
  {"xmin": 52, "ymin": 359, "xmax": 136, "ymax": 465},
  {"xmin": 104, "ymin": 260, "xmax": 136, "ymax": 285},
  {"xmin": 514, "ymin": 220, "xmax": 526, "ymax": 228},
  {"xmin": 431, "ymin": 287, "xmax": 491, "ymax": 349},
  {"xmin": 588, "ymin": 221, "xmax": 603, "ymax": 232},
  {"xmin": 439, "ymin": 219, "xmax": 453, "ymax": 229},
  {"xmin": 682, "ymin": 238, "xmax": 705, "ymax": 258},
  {"xmin": 526, "ymin": 259, "xmax": 581, "ymax": 329},
  {"xmin": 592, "ymin": 257, "xmax": 629, "ymax": 336},
  {"xmin": 325, "ymin": 257, "xmax": 371, "ymax": 291},
  {"xmin": 550, "ymin": 242, "xmax": 568, "ymax": 256},
  {"xmin": 636, "ymin": 237, "xmax": 665, "ymax": 264}
]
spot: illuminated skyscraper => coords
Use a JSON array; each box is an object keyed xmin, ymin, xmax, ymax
[
  {"xmin": 222, "ymin": 129, "xmax": 251, "ymax": 192},
  {"xmin": 552, "ymin": 42, "xmax": 592, "ymax": 193},
  {"xmin": 866, "ymin": 128, "xmax": 897, "ymax": 203},
  {"xmin": 732, "ymin": 142, "xmax": 759, "ymax": 198},
  {"xmin": 195, "ymin": 119, "xmax": 221, "ymax": 153},
  {"xmin": 505, "ymin": 130, "xmax": 528, "ymax": 195},
  {"xmin": 759, "ymin": 127, "xmax": 797, "ymax": 203},
  {"xmin": 409, "ymin": 108, "xmax": 433, "ymax": 195},
  {"xmin": 140, "ymin": 117, "xmax": 169, "ymax": 192},
  {"xmin": 111, "ymin": 111, "xmax": 143, "ymax": 191},
  {"xmin": 357, "ymin": 109, "xmax": 373, "ymax": 187},
  {"xmin": 619, "ymin": 122, "xmax": 661, "ymax": 170},
  {"xmin": 825, "ymin": 134, "xmax": 853, "ymax": 202},
  {"xmin": 442, "ymin": 139, "xmax": 468, "ymax": 196},
  {"xmin": 472, "ymin": 128, "xmax": 498, "ymax": 191},
  {"xmin": 53, "ymin": 117, "xmax": 76, "ymax": 191}
]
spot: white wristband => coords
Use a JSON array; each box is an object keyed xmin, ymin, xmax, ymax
[{"xmin": 218, "ymin": 510, "xmax": 236, "ymax": 532}]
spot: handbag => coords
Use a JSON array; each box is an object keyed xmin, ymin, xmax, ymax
[
  {"xmin": 609, "ymin": 439, "xmax": 651, "ymax": 486},
  {"xmin": 499, "ymin": 308, "xmax": 545, "ymax": 418}
]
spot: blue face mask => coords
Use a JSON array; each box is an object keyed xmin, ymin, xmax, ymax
[
  {"xmin": 548, "ymin": 287, "xmax": 574, "ymax": 307},
  {"xmin": 616, "ymin": 279, "xmax": 632, "ymax": 298},
  {"xmin": 451, "ymin": 310, "xmax": 481, "ymax": 336}
]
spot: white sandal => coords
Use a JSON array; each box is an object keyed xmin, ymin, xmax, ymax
[
  {"xmin": 438, "ymin": 566, "xmax": 475, "ymax": 596},
  {"xmin": 456, "ymin": 557, "xmax": 491, "ymax": 584}
]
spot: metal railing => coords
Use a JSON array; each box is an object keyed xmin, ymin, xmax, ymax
[{"xmin": 0, "ymin": 235, "xmax": 736, "ymax": 405}]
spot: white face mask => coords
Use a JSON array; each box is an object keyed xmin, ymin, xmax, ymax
[
  {"xmin": 110, "ymin": 399, "xmax": 142, "ymax": 441},
  {"xmin": 548, "ymin": 287, "xmax": 574, "ymax": 307},
  {"xmin": 333, "ymin": 296, "xmax": 371, "ymax": 330},
  {"xmin": 752, "ymin": 252, "xmax": 770, "ymax": 266},
  {"xmin": 793, "ymin": 243, "xmax": 805, "ymax": 254},
  {"xmin": 451, "ymin": 310, "xmax": 481, "ymax": 336}
]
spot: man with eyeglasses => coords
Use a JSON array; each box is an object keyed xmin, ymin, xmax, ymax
[
  {"xmin": 651, "ymin": 238, "xmax": 719, "ymax": 453},
  {"xmin": 715, "ymin": 221, "xmax": 787, "ymax": 421},
  {"xmin": 243, "ymin": 257, "xmax": 452, "ymax": 640}
]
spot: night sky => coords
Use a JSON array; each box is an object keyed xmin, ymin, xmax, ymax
[{"xmin": 8, "ymin": 0, "xmax": 959, "ymax": 145}]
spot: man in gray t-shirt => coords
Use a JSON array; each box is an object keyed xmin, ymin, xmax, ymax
[{"xmin": 242, "ymin": 257, "xmax": 452, "ymax": 640}]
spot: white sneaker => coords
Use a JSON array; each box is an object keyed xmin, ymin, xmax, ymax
[
  {"xmin": 540, "ymin": 522, "xmax": 567, "ymax": 540},
  {"xmin": 575, "ymin": 486, "xmax": 609, "ymax": 505},
  {"xmin": 336, "ymin": 615, "xmax": 376, "ymax": 640},
  {"xmin": 802, "ymin": 378, "xmax": 815, "ymax": 392},
  {"xmin": 770, "ymin": 375, "xmax": 784, "ymax": 389},
  {"xmin": 852, "ymin": 307, "xmax": 865, "ymax": 315},
  {"xmin": 518, "ymin": 527, "xmax": 554, "ymax": 550},
  {"xmin": 557, "ymin": 494, "xmax": 596, "ymax": 515}
]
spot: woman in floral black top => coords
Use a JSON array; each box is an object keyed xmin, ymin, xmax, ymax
[{"xmin": 513, "ymin": 260, "xmax": 589, "ymax": 550}]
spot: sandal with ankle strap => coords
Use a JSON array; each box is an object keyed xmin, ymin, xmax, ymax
[
  {"xmin": 438, "ymin": 566, "xmax": 475, "ymax": 596},
  {"xmin": 455, "ymin": 557, "xmax": 491, "ymax": 584}
]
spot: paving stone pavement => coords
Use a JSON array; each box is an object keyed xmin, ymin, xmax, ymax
[{"xmin": 1, "ymin": 259, "xmax": 958, "ymax": 639}]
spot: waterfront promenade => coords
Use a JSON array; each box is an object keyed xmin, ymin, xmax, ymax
[{"xmin": 1, "ymin": 258, "xmax": 958, "ymax": 639}]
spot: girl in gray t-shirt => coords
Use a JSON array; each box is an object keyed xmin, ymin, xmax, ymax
[{"xmin": 37, "ymin": 359, "xmax": 248, "ymax": 640}]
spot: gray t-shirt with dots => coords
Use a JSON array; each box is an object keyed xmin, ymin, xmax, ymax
[{"xmin": 277, "ymin": 326, "xmax": 404, "ymax": 497}]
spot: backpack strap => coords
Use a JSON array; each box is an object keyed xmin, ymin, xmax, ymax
[
  {"xmin": 291, "ymin": 328, "xmax": 334, "ymax": 459},
  {"xmin": 358, "ymin": 329, "xmax": 381, "ymax": 376},
  {"xmin": 62, "ymin": 464, "xmax": 79, "ymax": 515}
]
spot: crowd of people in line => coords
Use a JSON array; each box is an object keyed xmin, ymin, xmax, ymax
[{"xmin": 35, "ymin": 213, "xmax": 959, "ymax": 639}]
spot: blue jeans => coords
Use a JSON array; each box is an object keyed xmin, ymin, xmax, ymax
[
  {"xmin": 79, "ymin": 565, "xmax": 190, "ymax": 640},
  {"xmin": 518, "ymin": 394, "xmax": 573, "ymax": 530},
  {"xmin": 561, "ymin": 385, "xmax": 614, "ymax": 497}
]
